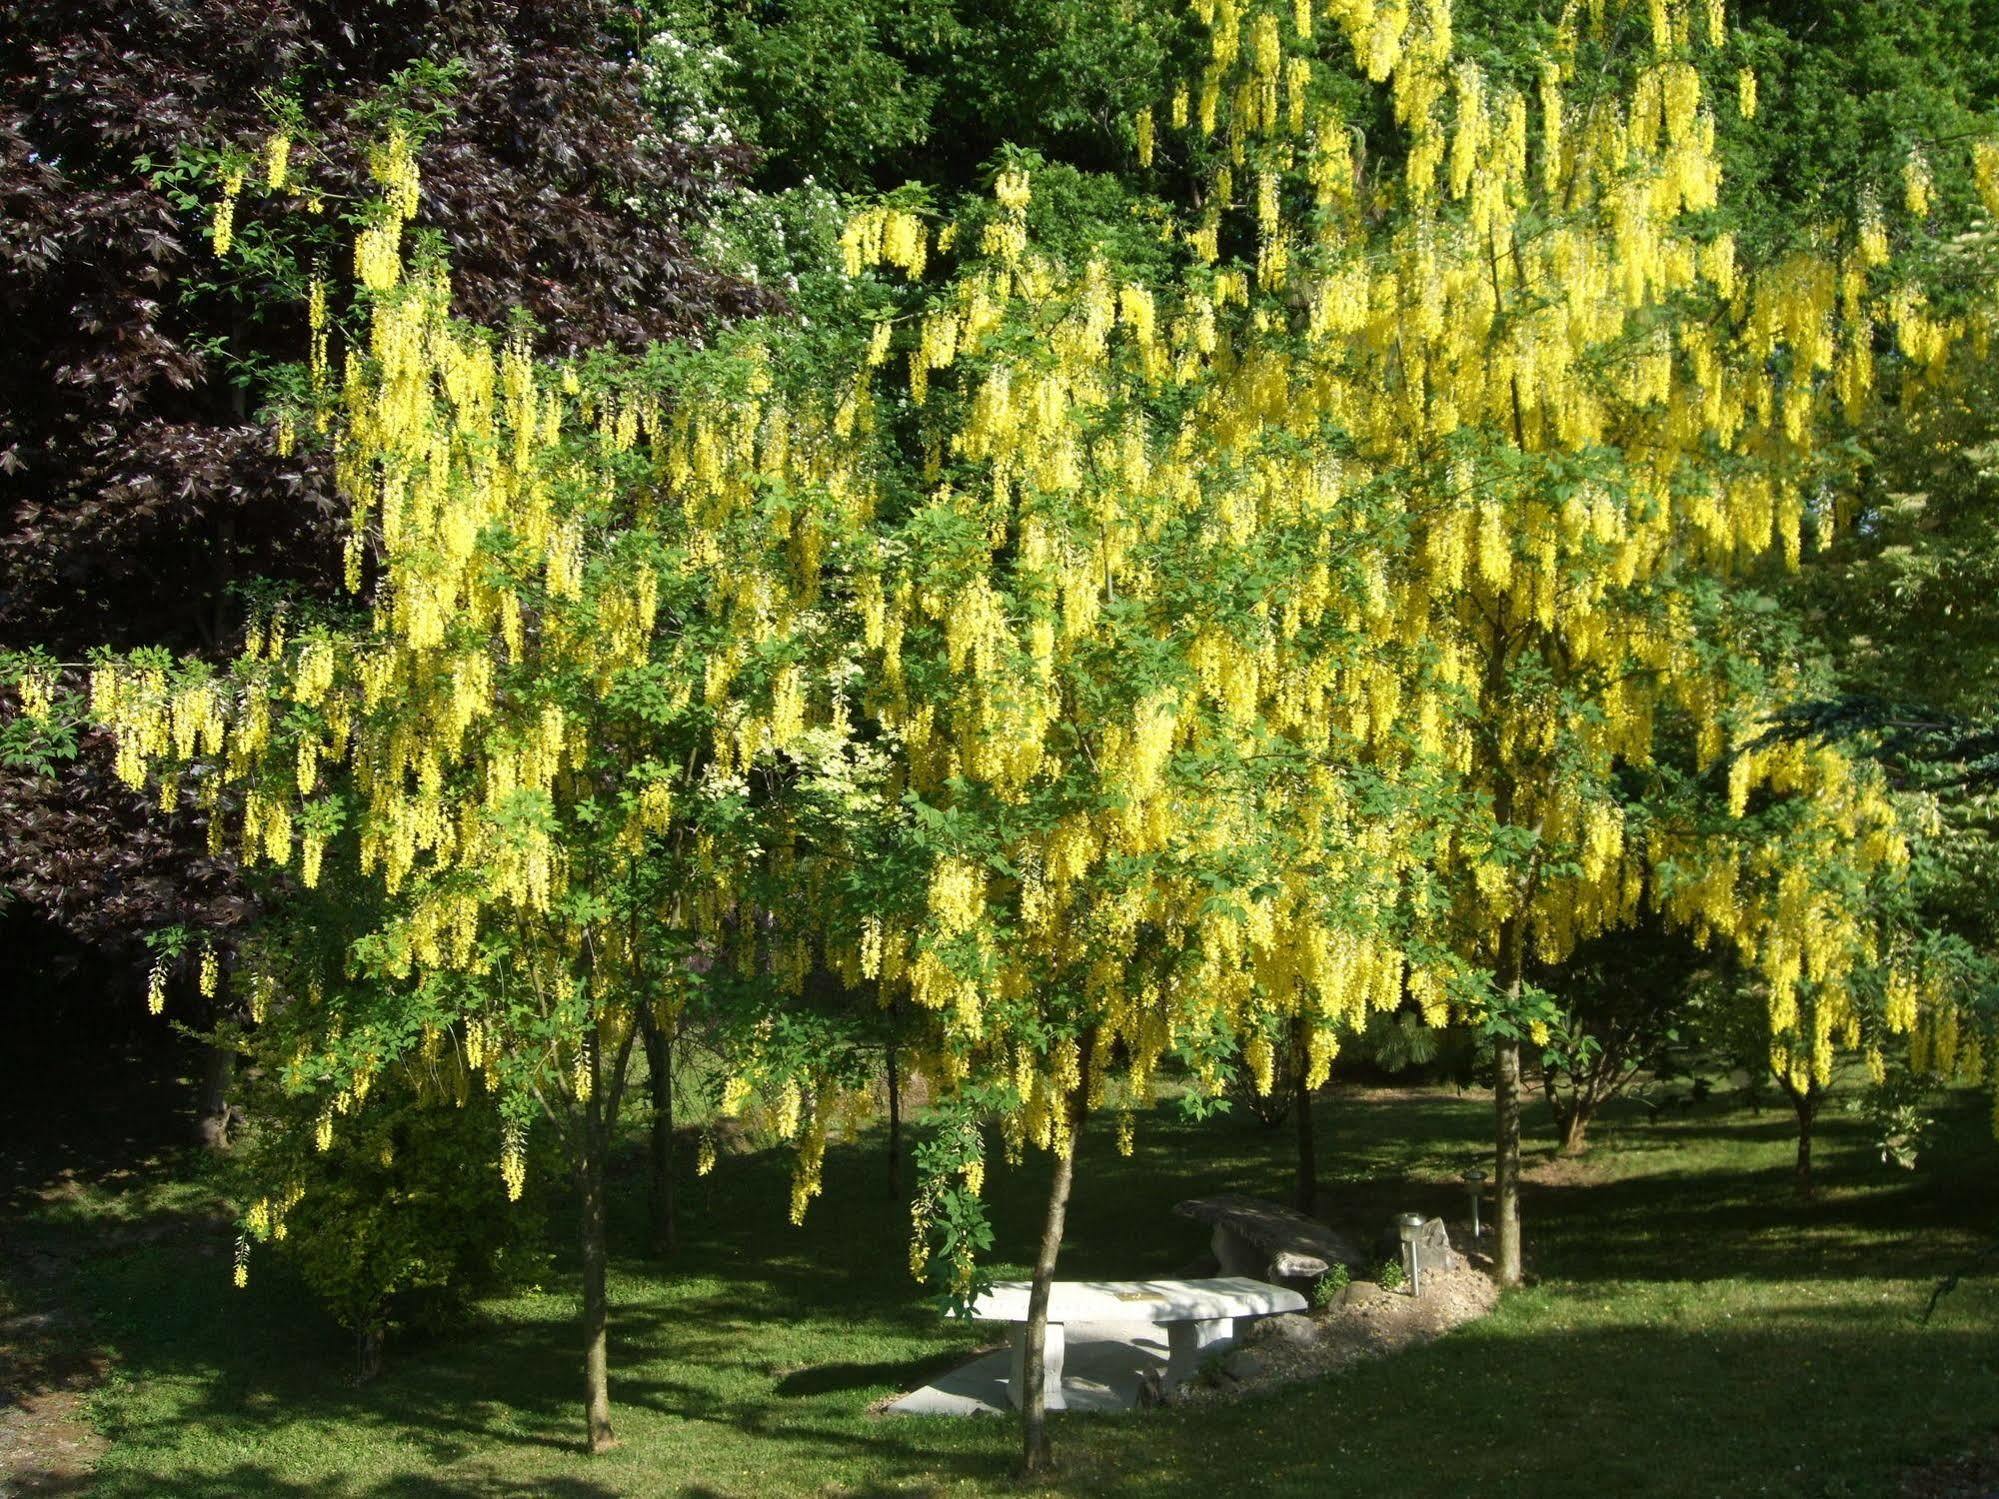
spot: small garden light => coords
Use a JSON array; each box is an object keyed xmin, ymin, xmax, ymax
[
  {"xmin": 1462, "ymin": 1166, "xmax": 1487, "ymax": 1240},
  {"xmin": 1396, "ymin": 1211, "xmax": 1427, "ymax": 1297}
]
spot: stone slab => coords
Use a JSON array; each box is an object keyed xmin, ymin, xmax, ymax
[
  {"xmin": 963, "ymin": 1276, "xmax": 1305, "ymax": 1326},
  {"xmin": 1175, "ymin": 1195, "xmax": 1366, "ymax": 1278}
]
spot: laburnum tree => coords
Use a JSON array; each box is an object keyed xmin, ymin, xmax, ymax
[
  {"xmin": 1763, "ymin": 275, "xmax": 1999, "ymax": 1163},
  {"xmin": 1114, "ymin": 0, "xmax": 1983, "ymax": 1285},
  {"xmin": 812, "ymin": 161, "xmax": 1461, "ymax": 1465},
  {"xmin": 75, "ymin": 125, "xmax": 873, "ymax": 1449}
]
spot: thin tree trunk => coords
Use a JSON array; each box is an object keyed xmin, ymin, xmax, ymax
[
  {"xmin": 1493, "ymin": 914, "xmax": 1527, "ymax": 1287},
  {"xmin": 1557, "ymin": 1103, "xmax": 1590, "ymax": 1157},
  {"xmin": 1021, "ymin": 1118, "xmax": 1078, "ymax": 1476},
  {"xmin": 1292, "ymin": 1024, "xmax": 1317, "ymax": 1215},
  {"xmin": 196, "ymin": 1041, "xmax": 234, "ymax": 1150},
  {"xmin": 639, "ymin": 1008, "xmax": 675, "ymax": 1256},
  {"xmin": 1542, "ymin": 1069, "xmax": 1577, "ymax": 1156},
  {"xmin": 886, "ymin": 1040, "xmax": 903, "ymax": 1199},
  {"xmin": 1547, "ymin": 1066, "xmax": 1594, "ymax": 1157},
  {"xmin": 1785, "ymin": 1079, "xmax": 1820, "ymax": 1200},
  {"xmin": 1494, "ymin": 1034, "xmax": 1523, "ymax": 1285},
  {"xmin": 579, "ymin": 1065, "xmax": 616, "ymax": 1454}
]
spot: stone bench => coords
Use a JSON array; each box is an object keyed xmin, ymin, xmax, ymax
[
  {"xmin": 962, "ymin": 1276, "xmax": 1305, "ymax": 1408},
  {"xmin": 1174, "ymin": 1194, "xmax": 1365, "ymax": 1283}
]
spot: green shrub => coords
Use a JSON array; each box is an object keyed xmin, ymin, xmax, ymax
[
  {"xmin": 236, "ymin": 1077, "xmax": 553, "ymax": 1370},
  {"xmin": 1311, "ymin": 1263, "xmax": 1351, "ymax": 1308}
]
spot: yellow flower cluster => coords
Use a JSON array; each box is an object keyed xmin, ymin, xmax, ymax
[
  {"xmin": 841, "ymin": 205, "xmax": 929, "ymax": 280},
  {"xmin": 1658, "ymin": 733, "xmax": 1911, "ymax": 1087}
]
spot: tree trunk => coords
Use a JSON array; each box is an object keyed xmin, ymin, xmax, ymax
[
  {"xmin": 886, "ymin": 1041, "xmax": 903, "ymax": 1199},
  {"xmin": 1492, "ymin": 912, "xmax": 1529, "ymax": 1287},
  {"xmin": 640, "ymin": 1008, "xmax": 675, "ymax": 1256},
  {"xmin": 1785, "ymin": 1079, "xmax": 1820, "ymax": 1200},
  {"xmin": 1292, "ymin": 1025, "xmax": 1317, "ymax": 1215},
  {"xmin": 196, "ymin": 1041, "xmax": 235, "ymax": 1150},
  {"xmin": 1557, "ymin": 1102, "xmax": 1590, "ymax": 1157},
  {"xmin": 578, "ymin": 1077, "xmax": 616, "ymax": 1454},
  {"xmin": 1021, "ymin": 1117, "xmax": 1078, "ymax": 1477},
  {"xmin": 1542, "ymin": 1068, "xmax": 1588, "ymax": 1157},
  {"xmin": 1546, "ymin": 1063, "xmax": 1593, "ymax": 1157},
  {"xmin": 1494, "ymin": 1034, "xmax": 1523, "ymax": 1286}
]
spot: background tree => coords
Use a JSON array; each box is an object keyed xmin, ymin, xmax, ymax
[
  {"xmin": 650, "ymin": 0, "xmax": 1194, "ymax": 196},
  {"xmin": 1533, "ymin": 915, "xmax": 1713, "ymax": 1155},
  {"xmin": 0, "ymin": 0, "xmax": 773, "ymax": 1152}
]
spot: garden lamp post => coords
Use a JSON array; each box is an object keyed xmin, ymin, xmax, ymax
[
  {"xmin": 1462, "ymin": 1166, "xmax": 1486, "ymax": 1240},
  {"xmin": 1396, "ymin": 1211, "xmax": 1427, "ymax": 1297}
]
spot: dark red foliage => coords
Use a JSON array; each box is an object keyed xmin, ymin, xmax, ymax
[
  {"xmin": 1, "ymin": 0, "xmax": 767, "ymax": 657},
  {"xmin": 0, "ymin": 728, "xmax": 250, "ymax": 946},
  {"xmin": 0, "ymin": 0, "xmax": 769, "ymax": 951}
]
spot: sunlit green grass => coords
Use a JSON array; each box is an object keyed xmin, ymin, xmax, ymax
[{"xmin": 19, "ymin": 1078, "xmax": 1999, "ymax": 1497}]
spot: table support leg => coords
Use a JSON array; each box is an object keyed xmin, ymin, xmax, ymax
[
  {"xmin": 1007, "ymin": 1321, "xmax": 1066, "ymax": 1411},
  {"xmin": 1165, "ymin": 1316, "xmax": 1233, "ymax": 1389}
]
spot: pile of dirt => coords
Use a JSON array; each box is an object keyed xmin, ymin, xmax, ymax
[{"xmin": 1167, "ymin": 1252, "xmax": 1498, "ymax": 1404}]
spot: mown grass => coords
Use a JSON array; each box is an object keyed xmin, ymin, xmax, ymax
[{"xmin": 9, "ymin": 1075, "xmax": 1999, "ymax": 1498}]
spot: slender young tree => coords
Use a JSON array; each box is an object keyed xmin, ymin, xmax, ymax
[{"xmin": 87, "ymin": 134, "xmax": 868, "ymax": 1448}]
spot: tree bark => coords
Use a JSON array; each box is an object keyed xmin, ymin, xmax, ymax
[
  {"xmin": 1545, "ymin": 1068, "xmax": 1593, "ymax": 1157},
  {"xmin": 1784, "ymin": 1077, "xmax": 1820, "ymax": 1200},
  {"xmin": 1492, "ymin": 913, "xmax": 1528, "ymax": 1287},
  {"xmin": 1494, "ymin": 1033, "xmax": 1524, "ymax": 1285},
  {"xmin": 578, "ymin": 1064, "xmax": 616, "ymax": 1454},
  {"xmin": 1292, "ymin": 1024, "xmax": 1317, "ymax": 1215},
  {"xmin": 1021, "ymin": 1115, "xmax": 1078, "ymax": 1477},
  {"xmin": 1557, "ymin": 1102, "xmax": 1590, "ymax": 1157},
  {"xmin": 639, "ymin": 1007, "xmax": 675, "ymax": 1256},
  {"xmin": 196, "ymin": 1040, "xmax": 235, "ymax": 1150}
]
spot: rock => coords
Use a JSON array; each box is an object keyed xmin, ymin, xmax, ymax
[
  {"xmin": 1176, "ymin": 1194, "xmax": 1368, "ymax": 1284},
  {"xmin": 1376, "ymin": 1216, "xmax": 1457, "ymax": 1277},
  {"xmin": 1245, "ymin": 1312, "xmax": 1322, "ymax": 1347},
  {"xmin": 1222, "ymin": 1347, "xmax": 1268, "ymax": 1381},
  {"xmin": 1269, "ymin": 1248, "xmax": 1332, "ymax": 1279}
]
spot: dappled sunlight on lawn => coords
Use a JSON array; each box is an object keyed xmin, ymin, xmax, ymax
[{"xmin": 20, "ymin": 1082, "xmax": 1998, "ymax": 1498}]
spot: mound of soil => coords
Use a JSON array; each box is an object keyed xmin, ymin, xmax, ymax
[{"xmin": 1167, "ymin": 1251, "xmax": 1498, "ymax": 1404}]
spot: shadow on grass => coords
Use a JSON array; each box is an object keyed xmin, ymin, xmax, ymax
[
  {"xmin": 25, "ymin": 1079, "xmax": 1999, "ymax": 1498},
  {"xmin": 63, "ymin": 1299, "xmax": 1999, "ymax": 1499},
  {"xmin": 31, "ymin": 1475, "xmax": 626, "ymax": 1499},
  {"xmin": 1061, "ymin": 1312, "xmax": 1999, "ymax": 1499},
  {"xmin": 771, "ymin": 1347, "xmax": 985, "ymax": 1398}
]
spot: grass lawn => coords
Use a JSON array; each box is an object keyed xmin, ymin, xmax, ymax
[{"xmin": 7, "ymin": 1074, "xmax": 1998, "ymax": 1498}]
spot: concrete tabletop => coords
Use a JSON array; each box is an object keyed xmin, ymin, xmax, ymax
[{"xmin": 962, "ymin": 1275, "xmax": 1306, "ymax": 1325}]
